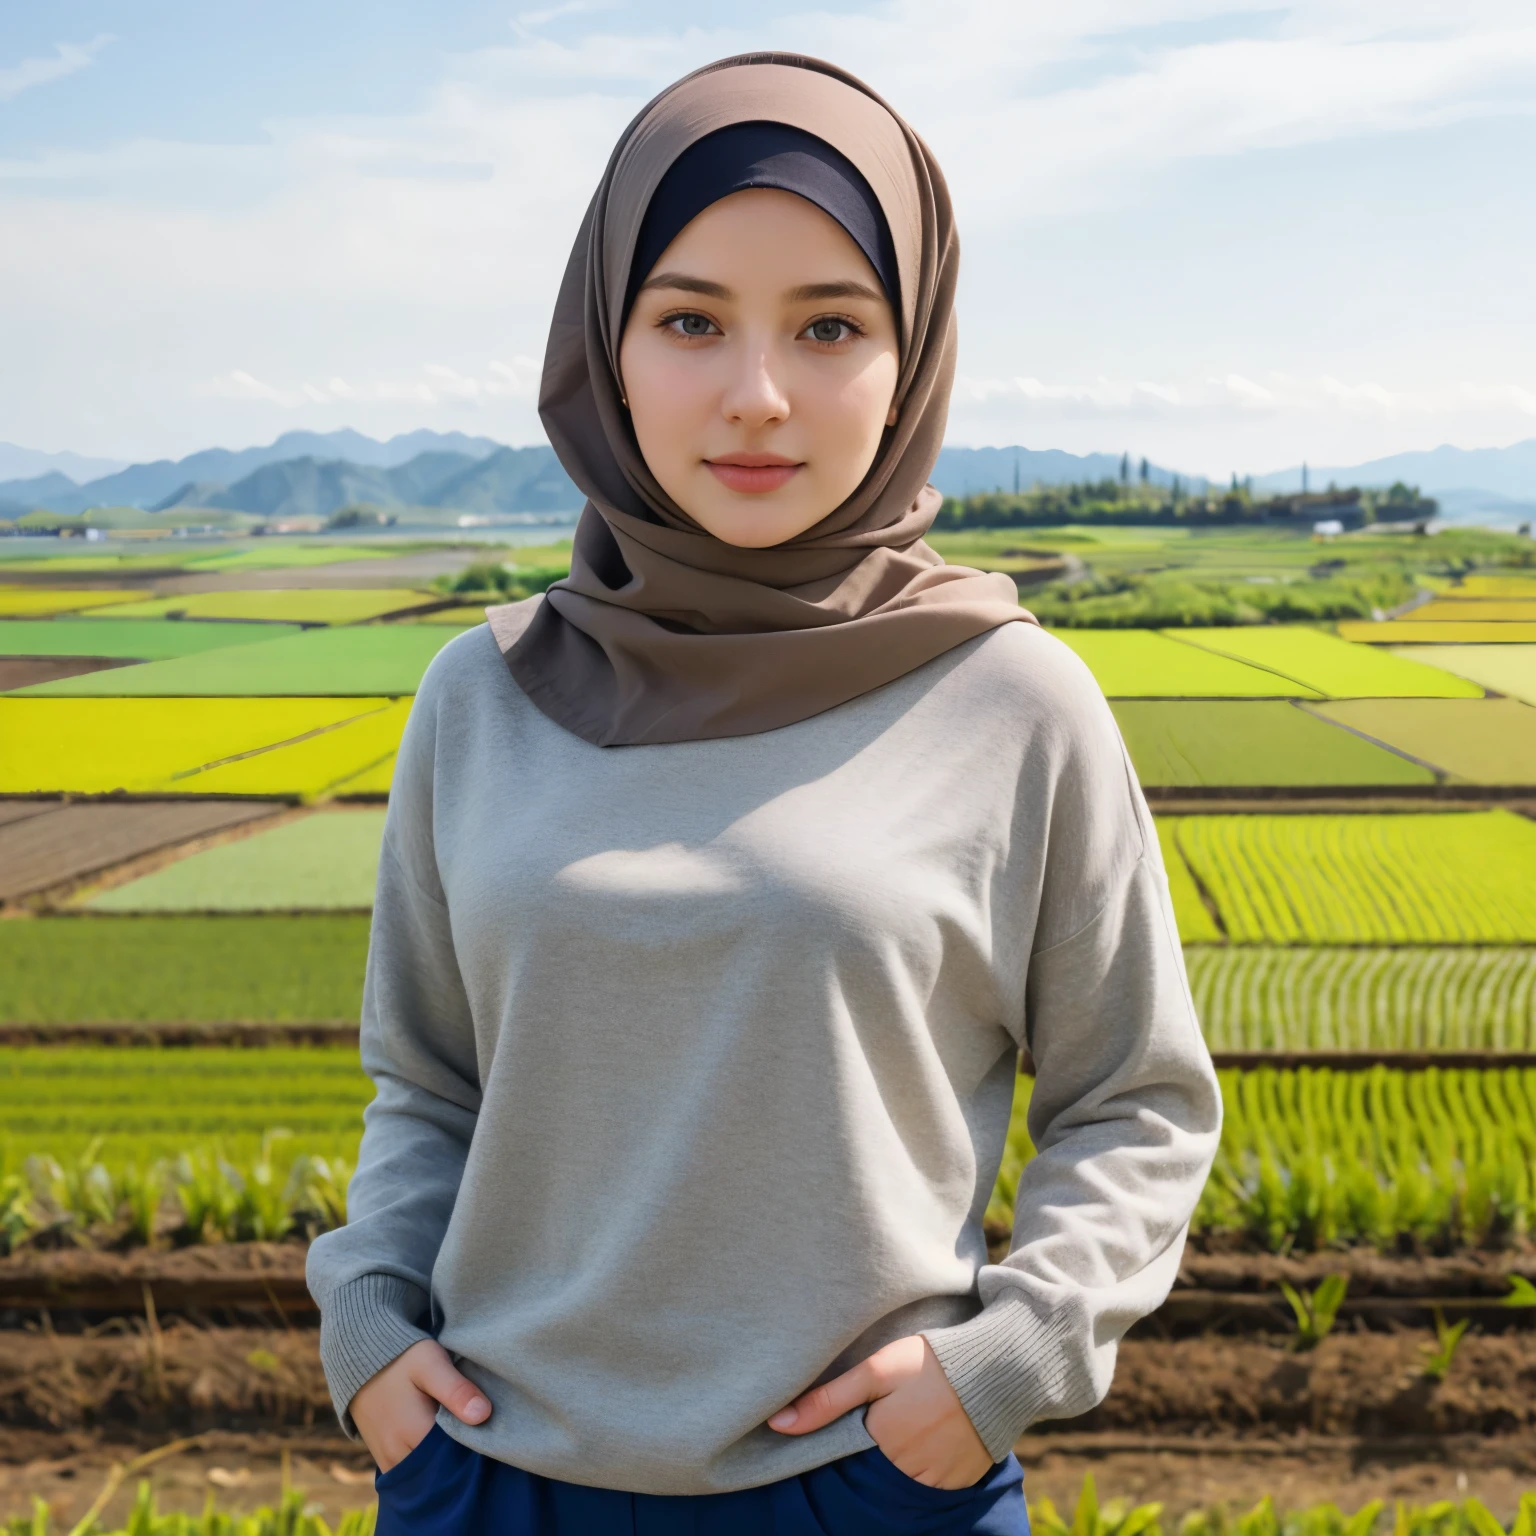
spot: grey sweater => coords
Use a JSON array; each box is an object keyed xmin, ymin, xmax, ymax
[{"xmin": 306, "ymin": 614, "xmax": 1220, "ymax": 1495}]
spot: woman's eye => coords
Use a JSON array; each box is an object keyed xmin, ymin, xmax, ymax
[
  {"xmin": 806, "ymin": 318, "xmax": 853, "ymax": 344},
  {"xmin": 671, "ymin": 313, "xmax": 715, "ymax": 337}
]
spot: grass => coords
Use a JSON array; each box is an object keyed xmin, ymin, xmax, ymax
[
  {"xmin": 0, "ymin": 697, "xmax": 394, "ymax": 793},
  {"xmin": 0, "ymin": 617, "xmax": 303, "ymax": 658},
  {"xmin": 1168, "ymin": 810, "xmax": 1536, "ymax": 944},
  {"xmin": 86, "ymin": 588, "xmax": 440, "ymax": 625},
  {"xmin": 1338, "ymin": 620, "xmax": 1536, "ymax": 644},
  {"xmin": 0, "ymin": 915, "xmax": 370, "ymax": 1023},
  {"xmin": 1172, "ymin": 627, "xmax": 1483, "ymax": 698},
  {"xmin": 160, "ymin": 699, "xmax": 411, "ymax": 796},
  {"xmin": 0, "ymin": 588, "xmax": 145, "ymax": 617},
  {"xmin": 1391, "ymin": 643, "xmax": 1536, "ymax": 706},
  {"xmin": 16, "ymin": 623, "xmax": 464, "ymax": 696},
  {"xmin": 1051, "ymin": 630, "xmax": 1317, "ymax": 697},
  {"xmin": 1154, "ymin": 821, "xmax": 1224, "ymax": 942},
  {"xmin": 1111, "ymin": 701, "xmax": 1434, "ymax": 787},
  {"xmin": 84, "ymin": 810, "xmax": 386, "ymax": 911},
  {"xmin": 0, "ymin": 1044, "xmax": 370, "ymax": 1164},
  {"xmin": 1307, "ymin": 698, "xmax": 1536, "ymax": 784},
  {"xmin": 1186, "ymin": 946, "xmax": 1536, "ymax": 1051}
]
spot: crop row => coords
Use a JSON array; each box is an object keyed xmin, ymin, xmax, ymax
[
  {"xmin": 1166, "ymin": 811, "xmax": 1536, "ymax": 945},
  {"xmin": 1185, "ymin": 947, "xmax": 1536, "ymax": 1052}
]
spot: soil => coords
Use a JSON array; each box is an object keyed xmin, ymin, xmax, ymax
[{"xmin": 0, "ymin": 657, "xmax": 141, "ymax": 692}]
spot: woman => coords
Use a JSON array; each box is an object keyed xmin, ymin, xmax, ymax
[{"xmin": 307, "ymin": 51, "xmax": 1221, "ymax": 1535}]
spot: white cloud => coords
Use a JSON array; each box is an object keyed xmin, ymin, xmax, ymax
[{"xmin": 0, "ymin": 35, "xmax": 112, "ymax": 103}]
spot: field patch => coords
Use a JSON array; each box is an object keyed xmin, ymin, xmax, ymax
[
  {"xmin": 0, "ymin": 588, "xmax": 145, "ymax": 617},
  {"xmin": 1171, "ymin": 627, "xmax": 1481, "ymax": 698},
  {"xmin": 158, "ymin": 698, "xmax": 411, "ymax": 796},
  {"xmin": 1051, "ymin": 630, "xmax": 1315, "ymax": 696},
  {"xmin": 1454, "ymin": 575, "xmax": 1536, "ymax": 598},
  {"xmin": 0, "ymin": 800, "xmax": 280, "ymax": 902},
  {"xmin": 1390, "ymin": 643, "xmax": 1536, "ymax": 706},
  {"xmin": 399, "ymin": 605, "xmax": 489, "ymax": 625},
  {"xmin": 179, "ymin": 543, "xmax": 391, "ymax": 571},
  {"xmin": 0, "ymin": 914, "xmax": 368, "ymax": 1025},
  {"xmin": 0, "ymin": 1042, "xmax": 370, "ymax": 1167},
  {"xmin": 84, "ymin": 808, "xmax": 387, "ymax": 911},
  {"xmin": 1153, "ymin": 820, "xmax": 1223, "ymax": 941},
  {"xmin": 15, "ymin": 624, "xmax": 460, "ymax": 697},
  {"xmin": 1111, "ymin": 701, "xmax": 1432, "ymax": 787},
  {"xmin": 1409, "ymin": 599, "xmax": 1536, "ymax": 622},
  {"xmin": 0, "ymin": 617, "xmax": 301, "ymax": 659},
  {"xmin": 1167, "ymin": 810, "xmax": 1536, "ymax": 944},
  {"xmin": 1307, "ymin": 697, "xmax": 1536, "ymax": 784},
  {"xmin": 332, "ymin": 752, "xmax": 396, "ymax": 797},
  {"xmin": 1337, "ymin": 620, "xmax": 1536, "ymax": 644},
  {"xmin": 87, "ymin": 588, "xmax": 440, "ymax": 625},
  {"xmin": 1186, "ymin": 946, "xmax": 1536, "ymax": 1051},
  {"xmin": 0, "ymin": 696, "xmax": 392, "ymax": 793}
]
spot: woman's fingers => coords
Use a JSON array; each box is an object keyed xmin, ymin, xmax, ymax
[
  {"xmin": 768, "ymin": 1356, "xmax": 882, "ymax": 1434},
  {"xmin": 408, "ymin": 1343, "xmax": 493, "ymax": 1424}
]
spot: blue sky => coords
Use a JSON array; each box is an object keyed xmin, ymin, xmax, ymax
[{"xmin": 2, "ymin": 0, "xmax": 1534, "ymax": 476}]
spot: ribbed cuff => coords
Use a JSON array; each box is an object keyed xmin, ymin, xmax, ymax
[
  {"xmin": 318, "ymin": 1272, "xmax": 433, "ymax": 1436},
  {"xmin": 921, "ymin": 1293, "xmax": 1083, "ymax": 1462}
]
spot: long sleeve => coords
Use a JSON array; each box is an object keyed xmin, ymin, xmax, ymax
[
  {"xmin": 305, "ymin": 684, "xmax": 482, "ymax": 1432},
  {"xmin": 922, "ymin": 678, "xmax": 1223, "ymax": 1461}
]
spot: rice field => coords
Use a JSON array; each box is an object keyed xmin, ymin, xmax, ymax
[
  {"xmin": 162, "ymin": 697, "xmax": 410, "ymax": 796},
  {"xmin": 1186, "ymin": 947, "xmax": 1536, "ymax": 1051},
  {"xmin": 402, "ymin": 604, "xmax": 492, "ymax": 624},
  {"xmin": 1307, "ymin": 697, "xmax": 1536, "ymax": 784},
  {"xmin": 0, "ymin": 617, "xmax": 302, "ymax": 658},
  {"xmin": 84, "ymin": 588, "xmax": 440, "ymax": 625},
  {"xmin": 0, "ymin": 696, "xmax": 395, "ymax": 794},
  {"xmin": 1408, "ymin": 600, "xmax": 1536, "ymax": 623},
  {"xmin": 0, "ymin": 1044, "xmax": 370, "ymax": 1168},
  {"xmin": 1171, "ymin": 627, "xmax": 1482, "ymax": 698},
  {"xmin": 84, "ymin": 809, "xmax": 386, "ymax": 912},
  {"xmin": 16, "ymin": 622, "xmax": 467, "ymax": 696},
  {"xmin": 0, "ymin": 915, "xmax": 369, "ymax": 1023},
  {"xmin": 1050, "ymin": 629, "xmax": 1316, "ymax": 696},
  {"xmin": 332, "ymin": 752, "xmax": 396, "ymax": 796},
  {"xmin": 1195, "ymin": 1065, "xmax": 1536, "ymax": 1250},
  {"xmin": 1338, "ymin": 620, "xmax": 1536, "ymax": 644},
  {"xmin": 0, "ymin": 588, "xmax": 145, "ymax": 617},
  {"xmin": 1167, "ymin": 811, "xmax": 1536, "ymax": 944},
  {"xmin": 1455, "ymin": 575, "xmax": 1536, "ymax": 598},
  {"xmin": 1155, "ymin": 820, "xmax": 1223, "ymax": 942},
  {"xmin": 1111, "ymin": 701, "xmax": 1432, "ymax": 786},
  {"xmin": 1391, "ymin": 643, "xmax": 1536, "ymax": 706}
]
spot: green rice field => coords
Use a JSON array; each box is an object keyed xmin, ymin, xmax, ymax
[
  {"xmin": 0, "ymin": 588, "xmax": 144, "ymax": 617},
  {"xmin": 1168, "ymin": 810, "xmax": 1536, "ymax": 944},
  {"xmin": 1391, "ymin": 643, "xmax": 1536, "ymax": 706},
  {"xmin": 1051, "ymin": 629, "xmax": 1316, "ymax": 697},
  {"xmin": 1308, "ymin": 697, "xmax": 1536, "ymax": 784},
  {"xmin": 1173, "ymin": 627, "xmax": 1482, "ymax": 698},
  {"xmin": 16, "ymin": 621, "xmax": 469, "ymax": 696},
  {"xmin": 1111, "ymin": 700, "xmax": 1433, "ymax": 786},
  {"xmin": 1154, "ymin": 821, "xmax": 1223, "ymax": 942},
  {"xmin": 84, "ymin": 809, "xmax": 386, "ymax": 911},
  {"xmin": 84, "ymin": 588, "xmax": 440, "ymax": 625},
  {"xmin": 0, "ymin": 1044, "xmax": 370, "ymax": 1168},
  {"xmin": 0, "ymin": 617, "xmax": 304, "ymax": 659},
  {"xmin": 1186, "ymin": 946, "xmax": 1536, "ymax": 1051},
  {"xmin": 0, "ymin": 915, "xmax": 370, "ymax": 1023}
]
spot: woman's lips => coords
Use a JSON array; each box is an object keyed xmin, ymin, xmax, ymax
[{"xmin": 706, "ymin": 457, "xmax": 802, "ymax": 494}]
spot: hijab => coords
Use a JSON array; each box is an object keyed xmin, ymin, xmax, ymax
[{"xmin": 489, "ymin": 52, "xmax": 1037, "ymax": 747}]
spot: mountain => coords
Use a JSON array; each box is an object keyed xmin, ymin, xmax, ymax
[
  {"xmin": 0, "ymin": 429, "xmax": 507, "ymax": 515},
  {"xmin": 1253, "ymin": 438, "xmax": 1536, "ymax": 499},
  {"xmin": 932, "ymin": 446, "xmax": 1203, "ymax": 496},
  {"xmin": 0, "ymin": 444, "xmax": 128, "ymax": 484},
  {"xmin": 149, "ymin": 445, "xmax": 581, "ymax": 521}
]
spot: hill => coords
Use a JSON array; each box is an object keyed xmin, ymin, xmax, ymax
[
  {"xmin": 933, "ymin": 446, "xmax": 1201, "ymax": 496},
  {"xmin": 1255, "ymin": 437, "xmax": 1536, "ymax": 500}
]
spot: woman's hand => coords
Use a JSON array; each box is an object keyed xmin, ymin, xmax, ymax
[
  {"xmin": 768, "ymin": 1334, "xmax": 992, "ymax": 1490},
  {"xmin": 351, "ymin": 1339, "xmax": 492, "ymax": 1472}
]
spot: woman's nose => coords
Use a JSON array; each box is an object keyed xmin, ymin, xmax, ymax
[{"xmin": 720, "ymin": 340, "xmax": 791, "ymax": 428}]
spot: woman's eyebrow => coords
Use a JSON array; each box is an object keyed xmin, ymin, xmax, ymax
[
  {"xmin": 637, "ymin": 272, "xmax": 732, "ymax": 298},
  {"xmin": 787, "ymin": 280, "xmax": 884, "ymax": 302}
]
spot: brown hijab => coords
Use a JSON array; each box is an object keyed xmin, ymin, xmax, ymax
[{"xmin": 489, "ymin": 51, "xmax": 1036, "ymax": 747}]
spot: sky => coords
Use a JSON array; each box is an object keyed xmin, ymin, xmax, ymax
[{"xmin": 1, "ymin": 0, "xmax": 1534, "ymax": 479}]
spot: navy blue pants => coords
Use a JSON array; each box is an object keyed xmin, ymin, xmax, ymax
[{"xmin": 375, "ymin": 1422, "xmax": 1029, "ymax": 1535}]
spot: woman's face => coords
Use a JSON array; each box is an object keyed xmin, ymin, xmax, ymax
[{"xmin": 618, "ymin": 188, "xmax": 900, "ymax": 549}]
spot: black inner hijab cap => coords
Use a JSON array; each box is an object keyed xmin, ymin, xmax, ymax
[{"xmin": 623, "ymin": 120, "xmax": 901, "ymax": 328}]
